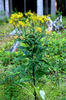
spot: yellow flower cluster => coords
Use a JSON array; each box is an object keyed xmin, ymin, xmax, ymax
[
  {"xmin": 14, "ymin": 35, "xmax": 18, "ymax": 39},
  {"xmin": 25, "ymin": 10, "xmax": 34, "ymax": 16},
  {"xmin": 9, "ymin": 11, "xmax": 50, "ymax": 35},
  {"xmin": 25, "ymin": 11, "xmax": 38, "ymax": 23},
  {"xmin": 36, "ymin": 27, "xmax": 42, "ymax": 33},
  {"xmin": 9, "ymin": 12, "xmax": 23, "ymax": 27},
  {"xmin": 39, "ymin": 15, "xmax": 50, "ymax": 23},
  {"xmin": 25, "ymin": 11, "xmax": 50, "ymax": 24},
  {"xmin": 18, "ymin": 21, "xmax": 25, "ymax": 27},
  {"xmin": 25, "ymin": 19, "xmax": 31, "ymax": 27},
  {"xmin": 10, "ymin": 12, "xmax": 23, "ymax": 20}
]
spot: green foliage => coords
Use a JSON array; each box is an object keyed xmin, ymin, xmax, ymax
[
  {"xmin": 0, "ymin": 15, "xmax": 66, "ymax": 99},
  {"xmin": 0, "ymin": 10, "xmax": 9, "ymax": 25},
  {"xmin": 0, "ymin": 30, "xmax": 65, "ymax": 99},
  {"xmin": 56, "ymin": 10, "xmax": 62, "ymax": 16}
]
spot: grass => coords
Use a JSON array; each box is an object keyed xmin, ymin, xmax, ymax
[
  {"xmin": 0, "ymin": 23, "xmax": 14, "ymax": 35},
  {"xmin": 62, "ymin": 16, "xmax": 66, "ymax": 28},
  {"xmin": 0, "ymin": 23, "xmax": 14, "ymax": 49},
  {"xmin": 0, "ymin": 80, "xmax": 66, "ymax": 100}
]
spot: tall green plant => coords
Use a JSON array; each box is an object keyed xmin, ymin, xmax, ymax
[{"xmin": 16, "ymin": 26, "xmax": 49, "ymax": 99}]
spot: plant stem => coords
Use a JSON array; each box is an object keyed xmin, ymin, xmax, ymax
[
  {"xmin": 10, "ymin": 82, "xmax": 13, "ymax": 100},
  {"xmin": 33, "ymin": 63, "xmax": 36, "ymax": 100}
]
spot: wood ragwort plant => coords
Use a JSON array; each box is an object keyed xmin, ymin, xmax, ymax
[
  {"xmin": 17, "ymin": 30, "xmax": 49, "ymax": 100},
  {"xmin": 0, "ymin": 12, "xmax": 65, "ymax": 100},
  {"xmin": 12, "ymin": 12, "xmax": 50, "ymax": 100},
  {"xmin": 4, "ymin": 12, "xmax": 50, "ymax": 100}
]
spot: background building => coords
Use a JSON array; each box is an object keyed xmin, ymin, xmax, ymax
[{"xmin": 0, "ymin": 0, "xmax": 66, "ymax": 17}]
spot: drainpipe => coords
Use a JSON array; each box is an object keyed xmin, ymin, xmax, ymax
[{"xmin": 24, "ymin": 0, "xmax": 26, "ymax": 13}]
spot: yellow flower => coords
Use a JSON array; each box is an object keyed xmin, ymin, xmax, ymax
[
  {"xmin": 26, "ymin": 19, "xmax": 29, "ymax": 23},
  {"xmin": 41, "ymin": 19, "xmax": 44, "ymax": 23},
  {"xmin": 36, "ymin": 27, "xmax": 42, "ymax": 33},
  {"xmin": 18, "ymin": 12, "xmax": 23, "ymax": 18},
  {"xmin": 39, "ymin": 17, "xmax": 42, "ymax": 21},
  {"xmin": 46, "ymin": 30, "xmax": 52, "ymax": 35},
  {"xmin": 20, "ymin": 35, "xmax": 25, "ymax": 40},
  {"xmin": 39, "ymin": 16, "xmax": 49, "ymax": 23},
  {"xmin": 41, "ymin": 15, "xmax": 50, "ymax": 21},
  {"xmin": 14, "ymin": 35, "xmax": 18, "ymax": 39},
  {"xmin": 25, "ymin": 13, "xmax": 28, "ymax": 16},
  {"xmin": 16, "ymin": 24, "xmax": 19, "ymax": 27},
  {"xmin": 9, "ymin": 19, "xmax": 13, "ymax": 24},
  {"xmin": 13, "ymin": 22, "xmax": 16, "ymax": 26},
  {"xmin": 18, "ymin": 21, "xmax": 25, "ymax": 27},
  {"xmin": 10, "ymin": 12, "xmax": 23, "ymax": 19}
]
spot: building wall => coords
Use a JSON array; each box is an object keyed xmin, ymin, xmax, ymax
[{"xmin": 0, "ymin": 0, "xmax": 65, "ymax": 17}]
